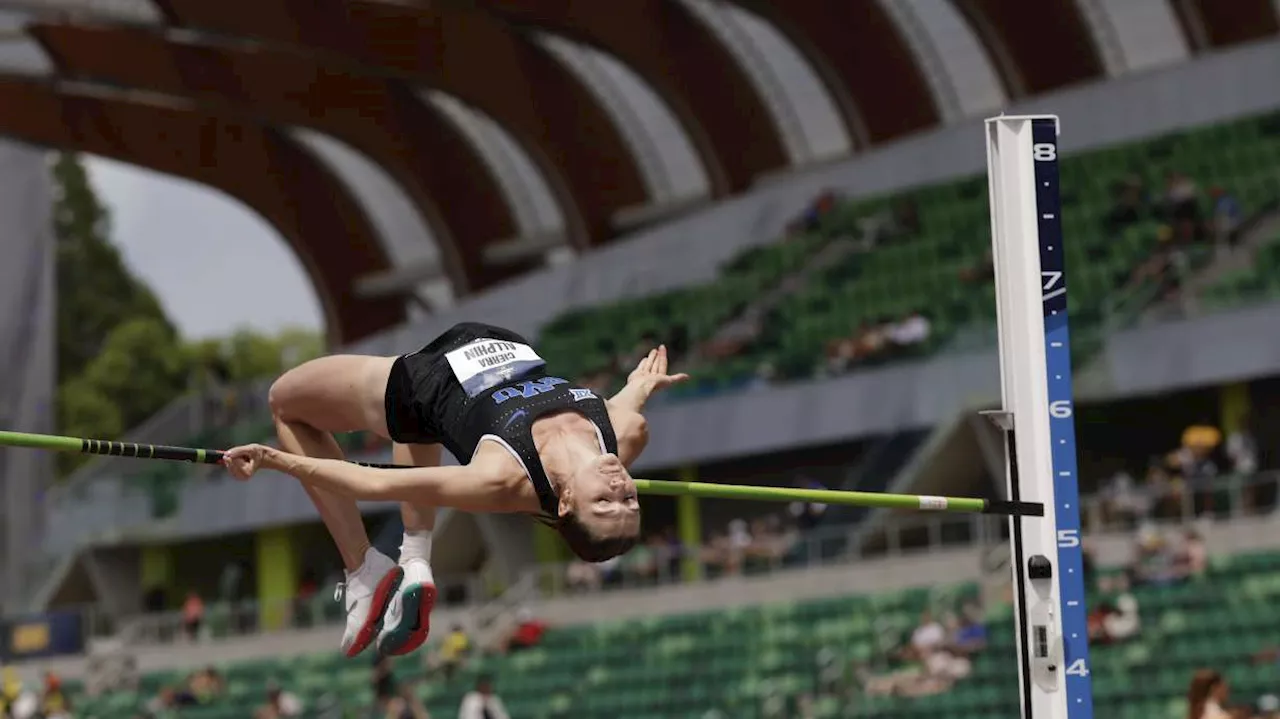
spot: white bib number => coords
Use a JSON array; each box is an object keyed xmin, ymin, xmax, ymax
[{"xmin": 445, "ymin": 338, "xmax": 546, "ymax": 397}]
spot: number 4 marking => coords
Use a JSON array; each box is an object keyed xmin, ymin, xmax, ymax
[{"xmin": 1066, "ymin": 658, "xmax": 1090, "ymax": 677}]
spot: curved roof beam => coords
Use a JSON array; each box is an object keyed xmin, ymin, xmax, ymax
[
  {"xmin": 29, "ymin": 21, "xmax": 528, "ymax": 293},
  {"xmin": 728, "ymin": 0, "xmax": 940, "ymax": 144},
  {"xmin": 680, "ymin": 0, "xmax": 849, "ymax": 163},
  {"xmin": 1083, "ymin": 0, "xmax": 1188, "ymax": 74},
  {"xmin": 538, "ymin": 34, "xmax": 710, "ymax": 206},
  {"xmin": 1169, "ymin": 0, "xmax": 1279, "ymax": 52},
  {"xmin": 0, "ymin": 75, "xmax": 403, "ymax": 343},
  {"xmin": 893, "ymin": 0, "xmax": 1006, "ymax": 118},
  {"xmin": 156, "ymin": 0, "xmax": 647, "ymax": 246},
  {"xmin": 424, "ymin": 91, "xmax": 566, "ymax": 239},
  {"xmin": 951, "ymin": 0, "xmax": 1105, "ymax": 98},
  {"xmin": 289, "ymin": 128, "xmax": 454, "ymax": 309},
  {"xmin": 475, "ymin": 0, "xmax": 784, "ymax": 195}
]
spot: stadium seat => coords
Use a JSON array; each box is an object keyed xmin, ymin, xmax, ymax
[{"xmin": 68, "ymin": 544, "xmax": 1280, "ymax": 718}]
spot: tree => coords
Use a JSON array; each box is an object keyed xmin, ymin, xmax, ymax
[
  {"xmin": 52, "ymin": 153, "xmax": 184, "ymax": 473},
  {"xmin": 56, "ymin": 375, "xmax": 123, "ymax": 476},
  {"xmin": 82, "ymin": 318, "xmax": 188, "ymax": 430},
  {"xmin": 186, "ymin": 326, "xmax": 324, "ymax": 387},
  {"xmin": 53, "ymin": 153, "xmax": 175, "ymax": 384}
]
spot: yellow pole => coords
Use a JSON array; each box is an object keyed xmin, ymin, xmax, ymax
[
  {"xmin": 255, "ymin": 527, "xmax": 298, "ymax": 631},
  {"xmin": 676, "ymin": 466, "xmax": 703, "ymax": 582}
]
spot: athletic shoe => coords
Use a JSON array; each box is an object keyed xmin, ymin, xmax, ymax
[
  {"xmin": 336, "ymin": 549, "xmax": 403, "ymax": 658},
  {"xmin": 375, "ymin": 558, "xmax": 438, "ymax": 656}
]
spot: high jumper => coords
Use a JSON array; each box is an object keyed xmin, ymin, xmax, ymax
[{"xmin": 220, "ymin": 321, "xmax": 688, "ymax": 658}]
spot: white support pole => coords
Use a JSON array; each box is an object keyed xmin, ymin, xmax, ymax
[{"xmin": 985, "ymin": 115, "xmax": 1094, "ymax": 719}]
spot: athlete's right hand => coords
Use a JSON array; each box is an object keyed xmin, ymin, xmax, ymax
[{"xmin": 221, "ymin": 443, "xmax": 277, "ymax": 480}]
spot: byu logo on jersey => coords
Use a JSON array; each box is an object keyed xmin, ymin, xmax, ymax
[
  {"xmin": 570, "ymin": 388, "xmax": 595, "ymax": 402},
  {"xmin": 491, "ymin": 377, "xmax": 569, "ymax": 405}
]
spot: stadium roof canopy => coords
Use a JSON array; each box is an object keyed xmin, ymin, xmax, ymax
[{"xmin": 0, "ymin": 0, "xmax": 1275, "ymax": 342}]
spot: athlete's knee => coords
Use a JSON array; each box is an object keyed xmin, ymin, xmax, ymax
[{"xmin": 267, "ymin": 370, "xmax": 302, "ymax": 422}]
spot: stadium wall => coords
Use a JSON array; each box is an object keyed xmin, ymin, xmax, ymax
[{"xmin": 0, "ymin": 139, "xmax": 55, "ymax": 612}]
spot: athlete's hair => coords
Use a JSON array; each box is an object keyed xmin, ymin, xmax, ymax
[{"xmin": 555, "ymin": 512, "xmax": 639, "ymax": 563}]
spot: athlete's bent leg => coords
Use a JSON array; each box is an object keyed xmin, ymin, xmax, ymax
[
  {"xmin": 378, "ymin": 443, "xmax": 441, "ymax": 656},
  {"xmin": 268, "ymin": 354, "xmax": 401, "ymax": 657}
]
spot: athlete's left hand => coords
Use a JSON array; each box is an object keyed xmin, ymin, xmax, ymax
[
  {"xmin": 627, "ymin": 345, "xmax": 690, "ymax": 393},
  {"xmin": 221, "ymin": 443, "xmax": 278, "ymax": 480}
]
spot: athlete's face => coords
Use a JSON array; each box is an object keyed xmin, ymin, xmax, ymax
[{"xmin": 565, "ymin": 453, "xmax": 641, "ymax": 535}]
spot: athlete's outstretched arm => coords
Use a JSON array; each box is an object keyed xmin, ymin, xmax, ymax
[
  {"xmin": 222, "ymin": 444, "xmax": 515, "ymax": 513},
  {"xmin": 607, "ymin": 344, "xmax": 688, "ymax": 465},
  {"xmin": 608, "ymin": 345, "xmax": 689, "ymax": 414}
]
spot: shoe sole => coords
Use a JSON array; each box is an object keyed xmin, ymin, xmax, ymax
[
  {"xmin": 344, "ymin": 566, "xmax": 404, "ymax": 658},
  {"xmin": 378, "ymin": 582, "xmax": 438, "ymax": 656}
]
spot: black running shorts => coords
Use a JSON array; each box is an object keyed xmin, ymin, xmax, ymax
[{"xmin": 383, "ymin": 322, "xmax": 533, "ymax": 445}]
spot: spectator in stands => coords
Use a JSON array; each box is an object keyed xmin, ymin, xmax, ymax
[
  {"xmin": 1145, "ymin": 458, "xmax": 1185, "ymax": 519},
  {"xmin": 1173, "ymin": 528, "xmax": 1209, "ymax": 581},
  {"xmin": 503, "ymin": 609, "xmax": 548, "ymax": 654},
  {"xmin": 1132, "ymin": 524, "xmax": 1181, "ymax": 586},
  {"xmin": 1088, "ymin": 573, "xmax": 1141, "ymax": 644},
  {"xmin": 188, "ymin": 667, "xmax": 224, "ymax": 704},
  {"xmin": 145, "ymin": 686, "xmax": 184, "ymax": 716},
  {"xmin": 566, "ymin": 556, "xmax": 603, "ymax": 593},
  {"xmin": 788, "ymin": 189, "xmax": 840, "ymax": 236},
  {"xmin": 854, "ymin": 319, "xmax": 891, "ymax": 363},
  {"xmin": 1226, "ymin": 417, "xmax": 1260, "ymax": 512},
  {"xmin": 1226, "ymin": 417, "xmax": 1259, "ymax": 476},
  {"xmin": 959, "ymin": 250, "xmax": 995, "ymax": 284},
  {"xmin": 38, "ymin": 671, "xmax": 70, "ymax": 719},
  {"xmin": 182, "ymin": 590, "xmax": 205, "ymax": 642},
  {"xmin": 789, "ymin": 478, "xmax": 829, "ymax": 531},
  {"xmin": 142, "ymin": 585, "xmax": 167, "ymax": 614},
  {"xmin": 459, "ymin": 675, "xmax": 510, "ymax": 719},
  {"xmin": 1174, "ymin": 424, "xmax": 1223, "ymax": 480},
  {"xmin": 1172, "ymin": 423, "xmax": 1224, "ymax": 514},
  {"xmin": 947, "ymin": 604, "xmax": 988, "ymax": 656},
  {"xmin": 1210, "ymin": 187, "xmax": 1244, "ymax": 246},
  {"xmin": 219, "ymin": 561, "xmax": 245, "ymax": 605},
  {"xmin": 725, "ymin": 518, "xmax": 754, "ymax": 574},
  {"xmin": 383, "ymin": 686, "xmax": 431, "ymax": 719},
  {"xmin": 1105, "ymin": 174, "xmax": 1150, "ymax": 234},
  {"xmin": 260, "ymin": 680, "xmax": 302, "ymax": 718},
  {"xmin": 621, "ymin": 535, "xmax": 658, "ymax": 584},
  {"xmin": 884, "ymin": 311, "xmax": 931, "ymax": 355},
  {"xmin": 0, "ymin": 667, "xmax": 19, "ymax": 719},
  {"xmin": 1101, "ymin": 469, "xmax": 1153, "ymax": 529},
  {"xmin": 661, "ymin": 527, "xmax": 684, "ymax": 578},
  {"xmin": 907, "ymin": 611, "xmax": 946, "ymax": 660},
  {"xmin": 372, "ymin": 656, "xmax": 400, "ymax": 714},
  {"xmin": 433, "ymin": 624, "xmax": 470, "ymax": 681},
  {"xmin": 748, "ymin": 515, "xmax": 792, "ymax": 568},
  {"xmin": 295, "ymin": 569, "xmax": 320, "ymax": 627},
  {"xmin": 824, "ymin": 334, "xmax": 860, "ymax": 376},
  {"xmin": 1163, "ymin": 171, "xmax": 1203, "ymax": 242},
  {"xmin": 1188, "ymin": 669, "xmax": 1232, "ymax": 719},
  {"xmin": 891, "ymin": 199, "xmax": 920, "ymax": 238}
]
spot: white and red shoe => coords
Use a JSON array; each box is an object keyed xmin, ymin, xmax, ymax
[
  {"xmin": 336, "ymin": 549, "xmax": 403, "ymax": 658},
  {"xmin": 376, "ymin": 558, "xmax": 437, "ymax": 656}
]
